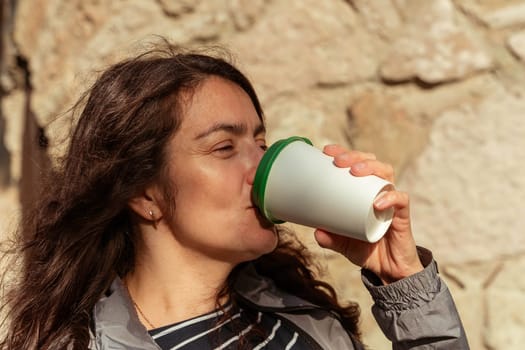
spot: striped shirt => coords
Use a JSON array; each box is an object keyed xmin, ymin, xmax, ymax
[{"xmin": 148, "ymin": 304, "xmax": 312, "ymax": 350}]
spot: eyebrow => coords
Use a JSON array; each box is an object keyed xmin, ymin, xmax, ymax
[{"xmin": 195, "ymin": 121, "xmax": 266, "ymax": 140}]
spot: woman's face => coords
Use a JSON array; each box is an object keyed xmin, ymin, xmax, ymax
[{"xmin": 159, "ymin": 76, "xmax": 277, "ymax": 264}]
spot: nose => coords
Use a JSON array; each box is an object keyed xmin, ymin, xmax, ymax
[{"xmin": 246, "ymin": 145, "xmax": 265, "ymax": 186}]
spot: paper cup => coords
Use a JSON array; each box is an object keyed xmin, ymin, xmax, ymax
[{"xmin": 253, "ymin": 136, "xmax": 394, "ymax": 242}]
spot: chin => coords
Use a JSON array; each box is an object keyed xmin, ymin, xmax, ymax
[
  {"xmin": 256, "ymin": 227, "xmax": 279, "ymax": 253},
  {"xmin": 241, "ymin": 227, "xmax": 278, "ymax": 260}
]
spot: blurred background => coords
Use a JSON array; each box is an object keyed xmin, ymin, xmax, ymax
[{"xmin": 1, "ymin": 0, "xmax": 524, "ymax": 348}]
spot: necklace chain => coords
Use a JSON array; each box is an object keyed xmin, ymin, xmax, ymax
[{"xmin": 125, "ymin": 283, "xmax": 156, "ymax": 329}]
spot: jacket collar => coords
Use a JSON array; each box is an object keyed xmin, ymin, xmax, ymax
[
  {"xmin": 92, "ymin": 278, "xmax": 160, "ymax": 350},
  {"xmin": 92, "ymin": 264, "xmax": 342, "ymax": 349},
  {"xmin": 233, "ymin": 263, "xmax": 319, "ymax": 311}
]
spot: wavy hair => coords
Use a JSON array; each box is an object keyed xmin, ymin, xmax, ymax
[{"xmin": 0, "ymin": 41, "xmax": 359, "ymax": 349}]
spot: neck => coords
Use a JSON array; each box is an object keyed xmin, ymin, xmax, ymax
[{"xmin": 125, "ymin": 222, "xmax": 235, "ymax": 329}]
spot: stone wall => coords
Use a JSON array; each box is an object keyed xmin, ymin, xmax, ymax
[{"xmin": 1, "ymin": 0, "xmax": 524, "ymax": 348}]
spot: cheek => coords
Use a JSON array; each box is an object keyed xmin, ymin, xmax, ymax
[
  {"xmin": 168, "ymin": 167, "xmax": 239, "ymax": 223},
  {"xmin": 188, "ymin": 164, "xmax": 245, "ymax": 206}
]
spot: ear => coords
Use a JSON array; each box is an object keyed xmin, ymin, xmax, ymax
[{"xmin": 128, "ymin": 185, "xmax": 164, "ymax": 222}]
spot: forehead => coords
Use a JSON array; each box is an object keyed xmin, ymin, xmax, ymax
[{"xmin": 178, "ymin": 76, "xmax": 261, "ymax": 135}]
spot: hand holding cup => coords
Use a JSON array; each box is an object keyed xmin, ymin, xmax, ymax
[{"xmin": 314, "ymin": 144, "xmax": 423, "ymax": 284}]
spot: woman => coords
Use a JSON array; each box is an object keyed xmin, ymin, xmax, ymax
[{"xmin": 0, "ymin": 43, "xmax": 469, "ymax": 349}]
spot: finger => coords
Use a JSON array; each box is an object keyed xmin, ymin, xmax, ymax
[
  {"xmin": 374, "ymin": 190, "xmax": 410, "ymax": 218},
  {"xmin": 314, "ymin": 229, "xmax": 337, "ymax": 249},
  {"xmin": 332, "ymin": 151, "xmax": 377, "ymax": 168},
  {"xmin": 315, "ymin": 229, "xmax": 370, "ymax": 267},
  {"xmin": 314, "ymin": 229, "xmax": 351, "ymax": 254},
  {"xmin": 322, "ymin": 144, "xmax": 348, "ymax": 157},
  {"xmin": 349, "ymin": 159, "xmax": 394, "ymax": 182},
  {"xmin": 323, "ymin": 144, "xmax": 377, "ymax": 159}
]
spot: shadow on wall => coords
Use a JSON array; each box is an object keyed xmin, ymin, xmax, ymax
[
  {"xmin": 16, "ymin": 55, "xmax": 51, "ymax": 224},
  {"xmin": 0, "ymin": 114, "xmax": 10, "ymax": 189},
  {"xmin": 1, "ymin": 0, "xmax": 51, "ymax": 215},
  {"xmin": 0, "ymin": 46, "xmax": 50, "ymax": 225},
  {"xmin": 0, "ymin": 0, "xmax": 10, "ymax": 189}
]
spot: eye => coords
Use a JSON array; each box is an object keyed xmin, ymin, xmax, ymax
[
  {"xmin": 214, "ymin": 144, "xmax": 234, "ymax": 152},
  {"xmin": 212, "ymin": 141, "xmax": 235, "ymax": 155},
  {"xmin": 256, "ymin": 138, "xmax": 267, "ymax": 151}
]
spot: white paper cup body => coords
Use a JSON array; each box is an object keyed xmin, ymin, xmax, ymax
[{"xmin": 255, "ymin": 138, "xmax": 394, "ymax": 242}]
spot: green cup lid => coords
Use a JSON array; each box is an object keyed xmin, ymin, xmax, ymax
[{"xmin": 252, "ymin": 136, "xmax": 313, "ymax": 223}]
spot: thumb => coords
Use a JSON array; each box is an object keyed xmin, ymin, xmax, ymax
[
  {"xmin": 314, "ymin": 229, "xmax": 337, "ymax": 249},
  {"xmin": 314, "ymin": 229, "xmax": 357, "ymax": 255}
]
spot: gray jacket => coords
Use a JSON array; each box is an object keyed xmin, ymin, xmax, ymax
[{"xmin": 91, "ymin": 248, "xmax": 469, "ymax": 349}]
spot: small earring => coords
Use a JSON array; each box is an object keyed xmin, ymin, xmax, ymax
[{"xmin": 148, "ymin": 210, "xmax": 155, "ymax": 220}]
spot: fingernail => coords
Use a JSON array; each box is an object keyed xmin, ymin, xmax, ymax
[
  {"xmin": 323, "ymin": 145, "xmax": 336, "ymax": 155},
  {"xmin": 335, "ymin": 153, "xmax": 350, "ymax": 161},
  {"xmin": 352, "ymin": 162, "xmax": 366, "ymax": 170},
  {"xmin": 374, "ymin": 191, "xmax": 389, "ymax": 207}
]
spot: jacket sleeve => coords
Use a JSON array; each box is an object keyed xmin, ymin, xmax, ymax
[{"xmin": 361, "ymin": 247, "xmax": 470, "ymax": 350}]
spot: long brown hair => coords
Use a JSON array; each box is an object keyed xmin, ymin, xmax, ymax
[{"xmin": 0, "ymin": 41, "xmax": 359, "ymax": 349}]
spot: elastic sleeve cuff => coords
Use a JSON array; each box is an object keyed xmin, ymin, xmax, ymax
[{"xmin": 361, "ymin": 247, "xmax": 441, "ymax": 311}]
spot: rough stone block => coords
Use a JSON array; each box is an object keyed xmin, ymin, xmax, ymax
[
  {"xmin": 508, "ymin": 30, "xmax": 525, "ymax": 62},
  {"xmin": 461, "ymin": 1, "xmax": 525, "ymax": 29},
  {"xmin": 399, "ymin": 87, "xmax": 525, "ymax": 265},
  {"xmin": 1, "ymin": 91, "xmax": 25, "ymax": 183},
  {"xmin": 442, "ymin": 261, "xmax": 502, "ymax": 350},
  {"xmin": 484, "ymin": 256, "xmax": 525, "ymax": 348},
  {"xmin": 345, "ymin": 91, "xmax": 428, "ymax": 173},
  {"xmin": 380, "ymin": 28, "xmax": 492, "ymax": 84},
  {"xmin": 0, "ymin": 187, "xmax": 20, "ymax": 240}
]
